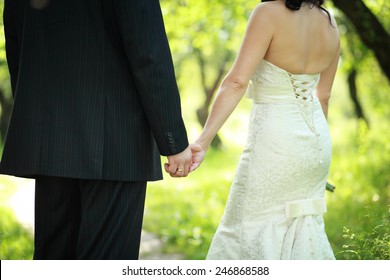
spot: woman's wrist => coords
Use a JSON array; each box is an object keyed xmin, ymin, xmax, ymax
[{"xmin": 194, "ymin": 139, "xmax": 210, "ymax": 151}]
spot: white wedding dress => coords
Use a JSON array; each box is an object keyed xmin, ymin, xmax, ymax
[{"xmin": 206, "ymin": 60, "xmax": 335, "ymax": 260}]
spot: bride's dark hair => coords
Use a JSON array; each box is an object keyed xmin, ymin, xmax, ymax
[{"xmin": 262, "ymin": 0, "xmax": 334, "ymax": 26}]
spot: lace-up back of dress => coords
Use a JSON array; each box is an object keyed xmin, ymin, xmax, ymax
[
  {"xmin": 249, "ymin": 60, "xmax": 320, "ymax": 135},
  {"xmin": 288, "ymin": 72, "xmax": 320, "ymax": 134},
  {"xmin": 289, "ymin": 73, "xmax": 318, "ymax": 101}
]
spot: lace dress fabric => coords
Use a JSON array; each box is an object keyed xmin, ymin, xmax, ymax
[{"xmin": 206, "ymin": 60, "xmax": 335, "ymax": 260}]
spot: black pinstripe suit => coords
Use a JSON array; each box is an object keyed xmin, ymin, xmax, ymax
[{"xmin": 1, "ymin": 0, "xmax": 188, "ymax": 259}]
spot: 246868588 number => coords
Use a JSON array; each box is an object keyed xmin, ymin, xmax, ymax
[{"xmin": 215, "ymin": 267, "xmax": 270, "ymax": 276}]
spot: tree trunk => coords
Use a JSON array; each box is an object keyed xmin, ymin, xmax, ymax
[
  {"xmin": 347, "ymin": 67, "xmax": 368, "ymax": 125},
  {"xmin": 194, "ymin": 48, "xmax": 229, "ymax": 149},
  {"xmin": 196, "ymin": 106, "xmax": 222, "ymax": 149},
  {"xmin": 332, "ymin": 0, "xmax": 390, "ymax": 81}
]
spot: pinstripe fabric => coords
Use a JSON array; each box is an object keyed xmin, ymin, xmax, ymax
[
  {"xmin": 1, "ymin": 0, "xmax": 188, "ymax": 181},
  {"xmin": 34, "ymin": 177, "xmax": 147, "ymax": 260}
]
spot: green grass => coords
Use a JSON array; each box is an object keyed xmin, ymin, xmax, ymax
[
  {"xmin": 0, "ymin": 176, "xmax": 34, "ymax": 260},
  {"xmin": 325, "ymin": 119, "xmax": 390, "ymax": 260},
  {"xmin": 0, "ymin": 207, "xmax": 34, "ymax": 260}
]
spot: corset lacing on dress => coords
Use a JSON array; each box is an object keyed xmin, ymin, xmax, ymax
[{"xmin": 288, "ymin": 73, "xmax": 320, "ymax": 136}]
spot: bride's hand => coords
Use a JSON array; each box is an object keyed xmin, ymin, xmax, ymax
[{"xmin": 189, "ymin": 142, "xmax": 207, "ymax": 172}]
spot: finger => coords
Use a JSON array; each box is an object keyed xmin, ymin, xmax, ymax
[
  {"xmin": 164, "ymin": 163, "xmax": 170, "ymax": 173},
  {"xmin": 175, "ymin": 166, "xmax": 185, "ymax": 177},
  {"xmin": 190, "ymin": 162, "xmax": 200, "ymax": 172},
  {"xmin": 182, "ymin": 165, "xmax": 190, "ymax": 177},
  {"xmin": 171, "ymin": 171, "xmax": 183, "ymax": 178},
  {"xmin": 167, "ymin": 163, "xmax": 178, "ymax": 175}
]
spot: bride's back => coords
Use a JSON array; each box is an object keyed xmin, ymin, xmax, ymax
[{"xmin": 263, "ymin": 0, "xmax": 339, "ymax": 74}]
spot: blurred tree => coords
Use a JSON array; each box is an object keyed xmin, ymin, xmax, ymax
[
  {"xmin": 334, "ymin": 11, "xmax": 370, "ymax": 124},
  {"xmin": 332, "ymin": 0, "xmax": 390, "ymax": 81},
  {"xmin": 161, "ymin": 0, "xmax": 258, "ymax": 148}
]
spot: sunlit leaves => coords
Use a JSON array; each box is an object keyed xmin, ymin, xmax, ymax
[{"xmin": 161, "ymin": 0, "xmax": 258, "ymax": 74}]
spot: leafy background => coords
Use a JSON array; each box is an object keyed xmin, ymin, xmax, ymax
[{"xmin": 0, "ymin": 0, "xmax": 389, "ymax": 260}]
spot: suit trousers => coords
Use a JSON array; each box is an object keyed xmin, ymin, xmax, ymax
[{"xmin": 33, "ymin": 176, "xmax": 147, "ymax": 260}]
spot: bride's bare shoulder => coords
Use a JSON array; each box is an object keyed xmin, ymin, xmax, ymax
[{"xmin": 251, "ymin": 1, "xmax": 288, "ymax": 21}]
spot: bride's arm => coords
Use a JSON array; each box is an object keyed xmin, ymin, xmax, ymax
[{"xmin": 191, "ymin": 4, "xmax": 275, "ymax": 170}]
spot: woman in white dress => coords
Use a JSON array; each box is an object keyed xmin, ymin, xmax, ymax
[{"xmin": 190, "ymin": 0, "xmax": 340, "ymax": 259}]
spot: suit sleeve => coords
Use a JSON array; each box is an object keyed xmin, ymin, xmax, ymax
[
  {"xmin": 3, "ymin": 0, "xmax": 21, "ymax": 96},
  {"xmin": 113, "ymin": 0, "xmax": 188, "ymax": 156}
]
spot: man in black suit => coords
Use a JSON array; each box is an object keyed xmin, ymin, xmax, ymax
[{"xmin": 1, "ymin": 0, "xmax": 192, "ymax": 259}]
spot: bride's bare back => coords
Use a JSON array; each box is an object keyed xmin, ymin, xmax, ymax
[
  {"xmin": 218, "ymin": 0, "xmax": 340, "ymax": 119},
  {"xmin": 263, "ymin": 0, "xmax": 340, "ymax": 75}
]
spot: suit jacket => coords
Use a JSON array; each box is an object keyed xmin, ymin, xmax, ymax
[{"xmin": 1, "ymin": 0, "xmax": 189, "ymax": 181}]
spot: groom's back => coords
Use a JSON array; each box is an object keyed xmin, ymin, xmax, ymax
[
  {"xmin": 13, "ymin": 0, "xmax": 129, "ymax": 97},
  {"xmin": 1, "ymin": 0, "xmax": 169, "ymax": 181}
]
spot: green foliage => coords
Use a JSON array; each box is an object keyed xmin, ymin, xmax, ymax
[
  {"xmin": 0, "ymin": 176, "xmax": 34, "ymax": 260},
  {"xmin": 161, "ymin": 0, "xmax": 257, "ymax": 62},
  {"xmin": 0, "ymin": 207, "xmax": 34, "ymax": 260},
  {"xmin": 0, "ymin": 2, "xmax": 10, "ymax": 89},
  {"xmin": 364, "ymin": 0, "xmax": 390, "ymax": 32},
  {"xmin": 325, "ymin": 114, "xmax": 390, "ymax": 259},
  {"xmin": 338, "ymin": 210, "xmax": 390, "ymax": 260},
  {"xmin": 160, "ymin": 0, "xmax": 259, "ymax": 106}
]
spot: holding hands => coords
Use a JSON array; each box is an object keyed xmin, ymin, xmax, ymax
[
  {"xmin": 165, "ymin": 54, "xmax": 244, "ymax": 178},
  {"xmin": 164, "ymin": 142, "xmax": 208, "ymax": 177},
  {"xmin": 164, "ymin": 146, "xmax": 192, "ymax": 177}
]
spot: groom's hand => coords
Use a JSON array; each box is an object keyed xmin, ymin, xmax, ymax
[{"xmin": 164, "ymin": 146, "xmax": 192, "ymax": 177}]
